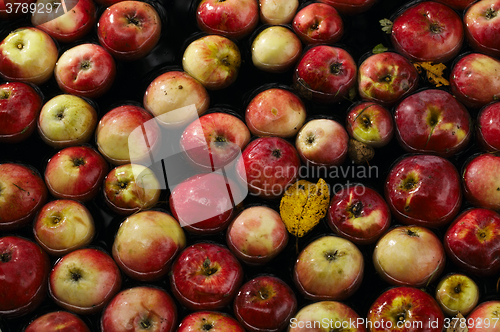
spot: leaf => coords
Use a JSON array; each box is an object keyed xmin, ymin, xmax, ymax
[
  {"xmin": 279, "ymin": 178, "xmax": 330, "ymax": 238},
  {"xmin": 445, "ymin": 313, "xmax": 468, "ymax": 332},
  {"xmin": 413, "ymin": 61, "xmax": 449, "ymax": 87},
  {"xmin": 379, "ymin": 18, "xmax": 393, "ymax": 34},
  {"xmin": 372, "ymin": 43, "xmax": 388, "ymax": 54}
]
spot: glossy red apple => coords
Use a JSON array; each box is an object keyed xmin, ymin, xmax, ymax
[
  {"xmin": 467, "ymin": 300, "xmax": 500, "ymax": 332},
  {"xmin": 435, "ymin": 273, "xmax": 480, "ymax": 316},
  {"xmin": 177, "ymin": 311, "xmax": 245, "ymax": 332},
  {"xmin": 346, "ymin": 102, "xmax": 394, "ymax": 148},
  {"xmin": 318, "ymin": 0, "xmax": 378, "ymax": 15},
  {"xmin": 476, "ymin": 102, "xmax": 500, "ymax": 152},
  {"xmin": 464, "ymin": 0, "xmax": 500, "ymax": 58},
  {"xmin": 259, "ymin": 0, "xmax": 299, "ymax": 25},
  {"xmin": 24, "ymin": 311, "xmax": 91, "ymax": 332},
  {"xmin": 462, "ymin": 153, "xmax": 500, "ymax": 210},
  {"xmin": 292, "ymin": 2, "xmax": 344, "ymax": 45}
]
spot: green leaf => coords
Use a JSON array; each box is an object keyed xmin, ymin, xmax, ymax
[
  {"xmin": 380, "ymin": 18, "xmax": 393, "ymax": 34},
  {"xmin": 372, "ymin": 43, "xmax": 388, "ymax": 54}
]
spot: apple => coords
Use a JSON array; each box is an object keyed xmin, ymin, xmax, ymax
[
  {"xmin": 101, "ymin": 286, "xmax": 177, "ymax": 332},
  {"xmin": 180, "ymin": 112, "xmax": 251, "ymax": 170},
  {"xmin": 0, "ymin": 163, "xmax": 48, "ymax": 231},
  {"xmin": 54, "ymin": 43, "xmax": 116, "ymax": 99},
  {"xmin": 245, "ymin": 88, "xmax": 307, "ymax": 138},
  {"xmin": 24, "ymin": 311, "xmax": 91, "ymax": 332},
  {"xmin": 467, "ymin": 300, "xmax": 500, "ymax": 332},
  {"xmin": 226, "ymin": 205, "xmax": 288, "ymax": 265},
  {"xmin": 384, "ymin": 154, "xmax": 462, "ymax": 228},
  {"xmin": 0, "ymin": 27, "xmax": 58, "ymax": 85},
  {"xmin": 476, "ymin": 102, "xmax": 500, "ymax": 152},
  {"xmin": 112, "ymin": 210, "xmax": 186, "ymax": 282},
  {"xmin": 293, "ymin": 45, "xmax": 357, "ymax": 104},
  {"xmin": 251, "ymin": 25, "xmax": 302, "ymax": 73},
  {"xmin": 327, "ymin": 185, "xmax": 391, "ymax": 245},
  {"xmin": 37, "ymin": 94, "xmax": 98, "ymax": 149},
  {"xmin": 390, "ymin": 1, "xmax": 464, "ymax": 63},
  {"xmin": 31, "ymin": 0, "xmax": 96, "ymax": 43},
  {"xmin": 169, "ymin": 242, "xmax": 244, "ymax": 311},
  {"xmin": 0, "ymin": 81, "xmax": 42, "ymax": 143},
  {"xmin": 294, "ymin": 235, "xmax": 364, "ymax": 301},
  {"xmin": 462, "ymin": 153, "xmax": 500, "ymax": 210},
  {"xmin": 233, "ymin": 275, "xmax": 297, "ymax": 332},
  {"xmin": 295, "ymin": 118, "xmax": 349, "ymax": 167},
  {"xmin": 182, "ymin": 34, "xmax": 241, "ymax": 90},
  {"xmin": 0, "ymin": 0, "xmax": 36, "ymax": 20},
  {"xmin": 143, "ymin": 70, "xmax": 210, "ymax": 128},
  {"xmin": 367, "ymin": 286, "xmax": 444, "ymax": 332},
  {"xmin": 0, "ymin": 236, "xmax": 50, "ymax": 319},
  {"xmin": 435, "ymin": 273, "xmax": 480, "ymax": 316},
  {"xmin": 259, "ymin": 0, "xmax": 299, "ymax": 25},
  {"xmin": 236, "ymin": 136, "xmax": 301, "ymax": 199},
  {"xmin": 177, "ymin": 311, "xmax": 245, "ymax": 332},
  {"xmin": 373, "ymin": 225, "xmax": 446, "ymax": 287},
  {"xmin": 48, "ymin": 248, "xmax": 122, "ymax": 315},
  {"xmin": 103, "ymin": 163, "xmax": 161, "ymax": 215},
  {"xmin": 357, "ymin": 52, "xmax": 419, "ymax": 107},
  {"xmin": 450, "ymin": 53, "xmax": 500, "ymax": 109},
  {"xmin": 33, "ymin": 199, "xmax": 96, "ymax": 256},
  {"xmin": 44, "ymin": 145, "xmax": 109, "ymax": 202},
  {"xmin": 318, "ymin": 0, "xmax": 378, "ymax": 15},
  {"xmin": 444, "ymin": 207, "xmax": 500, "ymax": 277},
  {"xmin": 97, "ymin": 0, "xmax": 162, "ymax": 61},
  {"xmin": 345, "ymin": 102, "xmax": 394, "ymax": 148},
  {"xmin": 393, "ymin": 89, "xmax": 472, "ymax": 158},
  {"xmin": 292, "ymin": 2, "xmax": 344, "ymax": 45},
  {"xmin": 196, "ymin": 0, "xmax": 259, "ymax": 40},
  {"xmin": 464, "ymin": 0, "xmax": 500, "ymax": 58}
]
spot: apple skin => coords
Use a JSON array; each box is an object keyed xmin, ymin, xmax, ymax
[
  {"xmin": 327, "ymin": 185, "xmax": 391, "ymax": 245},
  {"xmin": 259, "ymin": 0, "xmax": 298, "ymax": 25},
  {"xmin": 435, "ymin": 273, "xmax": 480, "ymax": 316},
  {"xmin": 48, "ymin": 248, "xmax": 122, "ymax": 315},
  {"xmin": 31, "ymin": 0, "xmax": 96, "ymax": 43},
  {"xmin": 450, "ymin": 53, "xmax": 500, "ymax": 109},
  {"xmin": 373, "ymin": 225, "xmax": 446, "ymax": 287},
  {"xmin": 236, "ymin": 136, "xmax": 301, "ymax": 199},
  {"xmin": 293, "ymin": 45, "xmax": 357, "ymax": 104},
  {"xmin": 37, "ymin": 94, "xmax": 98, "ymax": 149},
  {"xmin": 97, "ymin": 0, "xmax": 162, "ymax": 61},
  {"xmin": 0, "ymin": 236, "xmax": 50, "ymax": 319},
  {"xmin": 384, "ymin": 154, "xmax": 462, "ymax": 228},
  {"xmin": 196, "ymin": 0, "xmax": 259, "ymax": 40},
  {"xmin": 390, "ymin": 1, "xmax": 464, "ymax": 63},
  {"xmin": 112, "ymin": 210, "xmax": 186, "ymax": 282},
  {"xmin": 462, "ymin": 153, "xmax": 500, "ymax": 210},
  {"xmin": 394, "ymin": 89, "xmax": 472, "ymax": 158},
  {"xmin": 294, "ymin": 235, "xmax": 364, "ymax": 301},
  {"xmin": 44, "ymin": 145, "xmax": 110, "ymax": 202},
  {"xmin": 24, "ymin": 311, "xmax": 91, "ymax": 332},
  {"xmin": 169, "ymin": 242, "xmax": 244, "ymax": 311},
  {"xmin": 54, "ymin": 43, "xmax": 116, "ymax": 99},
  {"xmin": 0, "ymin": 163, "xmax": 48, "ymax": 231},
  {"xmin": 464, "ymin": 0, "xmax": 500, "ymax": 58},
  {"xmin": 367, "ymin": 286, "xmax": 445, "ymax": 332},
  {"xmin": 477, "ymin": 102, "xmax": 500, "ymax": 152},
  {"xmin": 177, "ymin": 311, "xmax": 246, "ymax": 332},
  {"xmin": 101, "ymin": 286, "xmax": 177, "ymax": 332},
  {"xmin": 346, "ymin": 102, "xmax": 394, "ymax": 148},
  {"xmin": 233, "ymin": 275, "xmax": 298, "ymax": 332},
  {"xmin": 318, "ymin": 0, "xmax": 378, "ymax": 15},
  {"xmin": 444, "ymin": 208, "xmax": 500, "ymax": 277},
  {"xmin": 33, "ymin": 199, "xmax": 95, "ymax": 256},
  {"xmin": 292, "ymin": 2, "xmax": 344, "ymax": 45},
  {"xmin": 226, "ymin": 205, "xmax": 288, "ymax": 265},
  {"xmin": 0, "ymin": 82, "xmax": 42, "ymax": 143},
  {"xmin": 467, "ymin": 300, "xmax": 500, "ymax": 332},
  {"xmin": 0, "ymin": 27, "xmax": 58, "ymax": 85},
  {"xmin": 357, "ymin": 52, "xmax": 419, "ymax": 107},
  {"xmin": 245, "ymin": 88, "xmax": 307, "ymax": 138}
]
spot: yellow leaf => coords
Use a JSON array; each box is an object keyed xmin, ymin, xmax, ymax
[
  {"xmin": 279, "ymin": 178, "xmax": 330, "ymax": 238},
  {"xmin": 413, "ymin": 61, "xmax": 449, "ymax": 87},
  {"xmin": 445, "ymin": 313, "xmax": 468, "ymax": 332}
]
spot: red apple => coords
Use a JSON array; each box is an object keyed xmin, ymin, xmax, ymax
[
  {"xmin": 0, "ymin": 163, "xmax": 48, "ymax": 231},
  {"xmin": 25, "ymin": 311, "xmax": 91, "ymax": 332},
  {"xmin": 196, "ymin": 0, "xmax": 259, "ymax": 40},
  {"xmin": 346, "ymin": 102, "xmax": 394, "ymax": 148},
  {"xmin": 292, "ymin": 2, "xmax": 344, "ymax": 45},
  {"xmin": 394, "ymin": 89, "xmax": 472, "ymax": 158},
  {"xmin": 390, "ymin": 1, "xmax": 464, "ymax": 63},
  {"xmin": 476, "ymin": 102, "xmax": 500, "ymax": 152},
  {"xmin": 245, "ymin": 88, "xmax": 307, "ymax": 138},
  {"xmin": 54, "ymin": 43, "xmax": 116, "ymax": 99},
  {"xmin": 112, "ymin": 210, "xmax": 186, "ymax": 281},
  {"xmin": 177, "ymin": 311, "xmax": 245, "ymax": 332},
  {"xmin": 169, "ymin": 242, "xmax": 244, "ymax": 311},
  {"xmin": 384, "ymin": 154, "xmax": 462, "ymax": 228},
  {"xmin": 293, "ymin": 45, "xmax": 357, "ymax": 104},
  {"xmin": 233, "ymin": 275, "xmax": 298, "ymax": 332},
  {"xmin": 44, "ymin": 145, "xmax": 109, "ymax": 202},
  {"xmin": 0, "ymin": 236, "xmax": 50, "ymax": 318},
  {"xmin": 462, "ymin": 153, "xmax": 500, "ymax": 210},
  {"xmin": 464, "ymin": 0, "xmax": 500, "ymax": 58},
  {"xmin": 97, "ymin": 0, "xmax": 162, "ymax": 61},
  {"xmin": 101, "ymin": 286, "xmax": 177, "ymax": 332},
  {"xmin": 435, "ymin": 273, "xmax": 480, "ymax": 316},
  {"xmin": 318, "ymin": 0, "xmax": 378, "ymax": 15},
  {"xmin": 467, "ymin": 300, "xmax": 500, "ymax": 332},
  {"xmin": 0, "ymin": 81, "xmax": 42, "ymax": 143},
  {"xmin": 444, "ymin": 208, "xmax": 500, "ymax": 277},
  {"xmin": 259, "ymin": 0, "xmax": 299, "ymax": 25}
]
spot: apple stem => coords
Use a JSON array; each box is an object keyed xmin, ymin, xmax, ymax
[
  {"xmin": 57, "ymin": 111, "xmax": 64, "ymax": 120},
  {"xmin": 127, "ymin": 16, "xmax": 141, "ymax": 26},
  {"xmin": 140, "ymin": 320, "xmax": 151, "ymax": 329},
  {"xmin": 325, "ymin": 250, "xmax": 341, "ymax": 261},
  {"xmin": 429, "ymin": 23, "xmax": 442, "ymax": 34},
  {"xmin": 454, "ymin": 283, "xmax": 462, "ymax": 293},
  {"xmin": 329, "ymin": 63, "xmax": 342, "ymax": 75},
  {"xmin": 406, "ymin": 229, "xmax": 418, "ymax": 237},
  {"xmin": 349, "ymin": 201, "xmax": 363, "ymax": 218},
  {"xmin": 17, "ymin": 43, "xmax": 23, "ymax": 50},
  {"xmin": 73, "ymin": 158, "xmax": 86, "ymax": 167}
]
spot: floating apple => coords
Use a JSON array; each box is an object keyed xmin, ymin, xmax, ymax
[
  {"xmin": 435, "ymin": 273, "xmax": 480, "ymax": 316},
  {"xmin": 177, "ymin": 311, "xmax": 245, "ymax": 332},
  {"xmin": 462, "ymin": 153, "xmax": 500, "ymax": 210},
  {"xmin": 259, "ymin": 0, "xmax": 298, "ymax": 25},
  {"xmin": 476, "ymin": 102, "xmax": 500, "ymax": 152},
  {"xmin": 24, "ymin": 311, "xmax": 91, "ymax": 332},
  {"xmin": 464, "ymin": 0, "xmax": 500, "ymax": 58},
  {"xmin": 292, "ymin": 2, "xmax": 344, "ymax": 45},
  {"xmin": 346, "ymin": 102, "xmax": 394, "ymax": 148},
  {"xmin": 467, "ymin": 301, "xmax": 500, "ymax": 332}
]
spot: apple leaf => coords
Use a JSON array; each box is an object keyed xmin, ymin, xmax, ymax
[
  {"xmin": 413, "ymin": 62, "xmax": 449, "ymax": 87},
  {"xmin": 379, "ymin": 18, "xmax": 393, "ymax": 34},
  {"xmin": 348, "ymin": 139, "xmax": 375, "ymax": 165},
  {"xmin": 372, "ymin": 43, "xmax": 388, "ymax": 54},
  {"xmin": 445, "ymin": 313, "xmax": 468, "ymax": 332}
]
